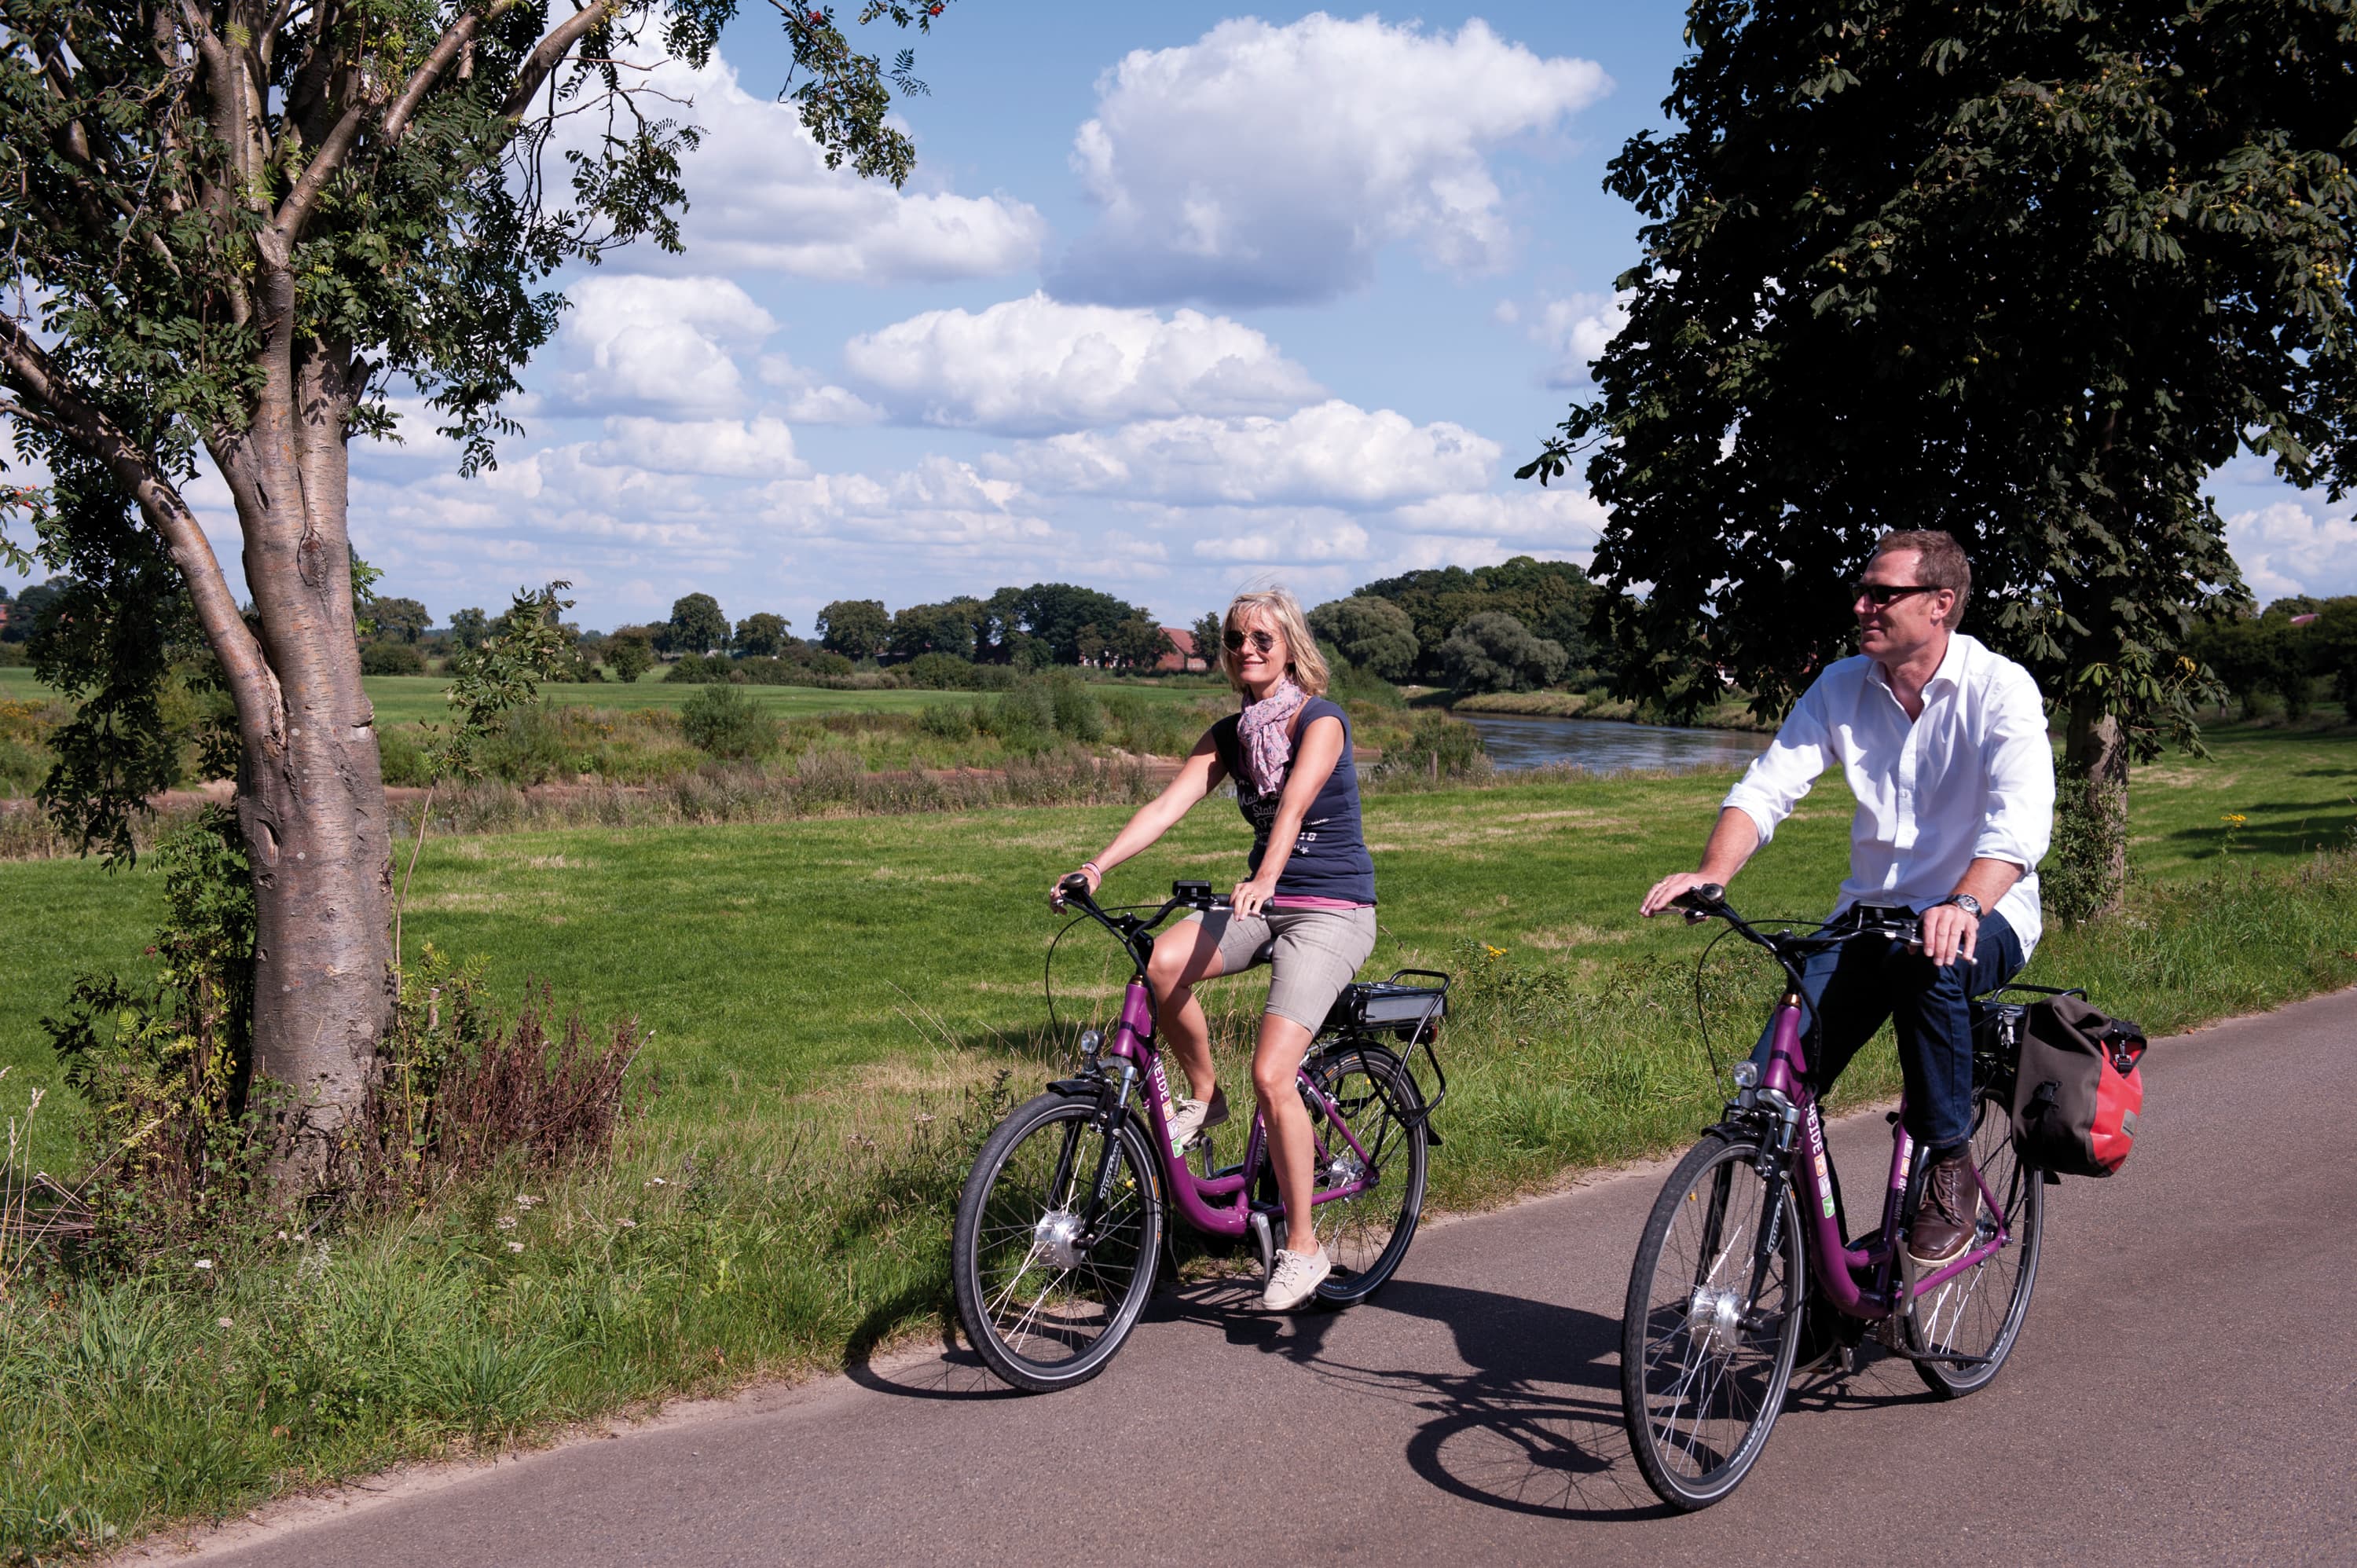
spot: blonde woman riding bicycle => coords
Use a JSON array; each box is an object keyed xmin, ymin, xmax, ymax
[{"xmin": 1054, "ymin": 587, "xmax": 1377, "ymax": 1310}]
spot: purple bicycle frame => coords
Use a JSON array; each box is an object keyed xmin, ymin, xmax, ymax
[
  {"xmin": 1099, "ymin": 977, "xmax": 1377, "ymax": 1240},
  {"xmin": 1758, "ymin": 996, "xmax": 2013, "ymax": 1319}
]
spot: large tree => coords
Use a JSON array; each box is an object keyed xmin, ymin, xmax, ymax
[
  {"xmin": 0, "ymin": 0, "xmax": 964, "ymax": 1167},
  {"xmin": 1522, "ymin": 0, "xmax": 2355, "ymax": 908}
]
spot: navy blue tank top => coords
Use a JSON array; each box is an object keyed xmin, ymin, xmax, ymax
[{"xmin": 1211, "ymin": 695, "xmax": 1377, "ymax": 903}]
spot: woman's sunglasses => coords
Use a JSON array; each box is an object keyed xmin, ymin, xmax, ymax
[
  {"xmin": 1223, "ymin": 628, "xmax": 1280, "ymax": 654},
  {"xmin": 1853, "ymin": 582, "xmax": 1944, "ymax": 607}
]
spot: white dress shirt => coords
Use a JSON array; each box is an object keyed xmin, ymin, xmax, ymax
[{"xmin": 1721, "ymin": 632, "xmax": 2056, "ymax": 954}]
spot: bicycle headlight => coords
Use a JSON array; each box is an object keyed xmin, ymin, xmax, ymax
[
  {"xmin": 1077, "ymin": 1028, "xmax": 1104, "ymax": 1063},
  {"xmin": 1732, "ymin": 1061, "xmax": 1760, "ymax": 1090}
]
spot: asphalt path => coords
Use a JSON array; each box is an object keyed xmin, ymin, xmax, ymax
[{"xmin": 155, "ymin": 988, "xmax": 2357, "ymax": 1567}]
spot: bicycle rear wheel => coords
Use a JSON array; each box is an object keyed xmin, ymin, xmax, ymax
[
  {"xmin": 1621, "ymin": 1133, "xmax": 1805, "ymax": 1511},
  {"xmin": 1908, "ymin": 1090, "xmax": 2044, "ymax": 1398},
  {"xmin": 1303, "ymin": 1042, "xmax": 1429, "ymax": 1306},
  {"xmin": 951, "ymin": 1092, "xmax": 1164, "ymax": 1393}
]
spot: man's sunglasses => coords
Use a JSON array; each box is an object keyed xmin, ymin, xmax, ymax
[
  {"xmin": 1853, "ymin": 582, "xmax": 1945, "ymax": 607},
  {"xmin": 1223, "ymin": 628, "xmax": 1280, "ymax": 654}
]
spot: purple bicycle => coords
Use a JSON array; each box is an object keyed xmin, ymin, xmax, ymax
[
  {"xmin": 951, "ymin": 877, "xmax": 1448, "ymax": 1393},
  {"xmin": 1622, "ymin": 884, "xmax": 2053, "ymax": 1509}
]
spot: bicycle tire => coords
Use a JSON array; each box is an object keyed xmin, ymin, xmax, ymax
[
  {"xmin": 951, "ymin": 1091, "xmax": 1164, "ymax": 1393},
  {"xmin": 1907, "ymin": 1090, "xmax": 2044, "ymax": 1398},
  {"xmin": 1303, "ymin": 1041, "xmax": 1430, "ymax": 1306},
  {"xmin": 1621, "ymin": 1133, "xmax": 1805, "ymax": 1511}
]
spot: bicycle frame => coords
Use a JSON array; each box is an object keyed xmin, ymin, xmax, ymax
[
  {"xmin": 1754, "ymin": 996, "xmax": 2014, "ymax": 1322},
  {"xmin": 1048, "ymin": 882, "xmax": 1385, "ymax": 1247}
]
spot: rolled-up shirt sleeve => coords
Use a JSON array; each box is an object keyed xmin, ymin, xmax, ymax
[
  {"xmin": 1972, "ymin": 668, "xmax": 2055, "ymax": 872},
  {"xmin": 1721, "ymin": 685, "xmax": 1832, "ymax": 846}
]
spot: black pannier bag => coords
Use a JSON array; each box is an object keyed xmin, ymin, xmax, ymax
[{"xmin": 2011, "ymin": 995, "xmax": 2146, "ymax": 1178}]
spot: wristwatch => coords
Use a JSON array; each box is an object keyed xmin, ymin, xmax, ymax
[{"xmin": 1936, "ymin": 893, "xmax": 1983, "ymax": 919}]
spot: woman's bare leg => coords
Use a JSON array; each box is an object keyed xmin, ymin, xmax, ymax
[
  {"xmin": 1251, "ymin": 1013, "xmax": 1319, "ymax": 1253},
  {"xmin": 1146, "ymin": 921, "xmax": 1229, "ymax": 1101}
]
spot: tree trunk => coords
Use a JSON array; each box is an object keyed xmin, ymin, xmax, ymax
[
  {"xmin": 213, "ymin": 331, "xmax": 392, "ymax": 1177},
  {"xmin": 2062, "ymin": 687, "xmax": 2132, "ymax": 919}
]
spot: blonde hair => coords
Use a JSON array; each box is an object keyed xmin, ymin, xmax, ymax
[{"xmin": 1221, "ymin": 586, "xmax": 1330, "ymax": 696}]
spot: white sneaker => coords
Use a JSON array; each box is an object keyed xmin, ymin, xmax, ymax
[
  {"xmin": 1262, "ymin": 1246, "xmax": 1332, "ymax": 1311},
  {"xmin": 1168, "ymin": 1089, "xmax": 1231, "ymax": 1149}
]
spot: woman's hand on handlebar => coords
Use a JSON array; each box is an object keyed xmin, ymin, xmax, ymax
[
  {"xmin": 1230, "ymin": 875, "xmax": 1276, "ymax": 919},
  {"xmin": 1640, "ymin": 870, "xmax": 1721, "ymax": 919},
  {"xmin": 1050, "ymin": 864, "xmax": 1102, "ymax": 910}
]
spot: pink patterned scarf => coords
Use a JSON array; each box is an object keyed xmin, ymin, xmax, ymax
[{"xmin": 1237, "ymin": 678, "xmax": 1307, "ymax": 796}]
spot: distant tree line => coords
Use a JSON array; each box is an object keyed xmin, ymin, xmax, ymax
[{"xmin": 1308, "ymin": 556, "xmax": 1604, "ymax": 696}]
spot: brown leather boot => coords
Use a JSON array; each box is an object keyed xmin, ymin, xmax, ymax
[{"xmin": 1906, "ymin": 1148, "xmax": 1980, "ymax": 1268}]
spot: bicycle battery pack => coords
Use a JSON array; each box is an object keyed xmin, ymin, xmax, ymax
[{"xmin": 1338, "ymin": 980, "xmax": 1447, "ymax": 1039}]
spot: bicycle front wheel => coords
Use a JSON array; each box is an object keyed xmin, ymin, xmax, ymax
[
  {"xmin": 1907, "ymin": 1090, "xmax": 2044, "ymax": 1398},
  {"xmin": 1621, "ymin": 1133, "xmax": 1805, "ymax": 1511},
  {"xmin": 951, "ymin": 1092, "xmax": 1164, "ymax": 1393},
  {"xmin": 1303, "ymin": 1042, "xmax": 1429, "ymax": 1306}
]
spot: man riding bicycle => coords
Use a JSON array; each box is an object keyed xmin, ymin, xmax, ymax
[{"xmin": 1639, "ymin": 529, "xmax": 2055, "ymax": 1269}]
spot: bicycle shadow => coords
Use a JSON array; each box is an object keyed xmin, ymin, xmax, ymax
[{"xmin": 1160, "ymin": 1274, "xmax": 1673, "ymax": 1522}]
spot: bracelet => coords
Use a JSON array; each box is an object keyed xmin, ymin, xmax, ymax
[{"xmin": 1080, "ymin": 860, "xmax": 1102, "ymax": 877}]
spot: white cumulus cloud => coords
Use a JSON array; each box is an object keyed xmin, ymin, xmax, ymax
[
  {"xmin": 593, "ymin": 416, "xmax": 808, "ymax": 479},
  {"xmin": 550, "ymin": 277, "xmax": 775, "ymax": 415},
  {"xmin": 2226, "ymin": 499, "xmax": 2357, "ymax": 600},
  {"xmin": 622, "ymin": 51, "xmax": 1046, "ymax": 283},
  {"xmin": 1053, "ymin": 14, "xmax": 1609, "ymax": 306},
  {"xmin": 1004, "ymin": 401, "xmax": 1498, "ymax": 509},
  {"xmin": 1527, "ymin": 291, "xmax": 1632, "ymax": 388},
  {"xmin": 843, "ymin": 293, "xmax": 1323, "ymax": 434}
]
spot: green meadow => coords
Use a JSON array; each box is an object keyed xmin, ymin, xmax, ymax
[{"xmin": 0, "ymin": 719, "xmax": 2352, "ymax": 1554}]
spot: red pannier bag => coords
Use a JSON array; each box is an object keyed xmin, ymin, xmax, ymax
[{"xmin": 2010, "ymin": 995, "xmax": 2146, "ymax": 1178}]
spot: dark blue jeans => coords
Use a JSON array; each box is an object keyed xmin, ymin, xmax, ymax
[{"xmin": 1749, "ymin": 911, "xmax": 2025, "ymax": 1151}]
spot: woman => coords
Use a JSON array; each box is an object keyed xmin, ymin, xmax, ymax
[{"xmin": 1056, "ymin": 586, "xmax": 1377, "ymax": 1310}]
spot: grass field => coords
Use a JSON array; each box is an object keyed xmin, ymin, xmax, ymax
[
  {"xmin": 0, "ymin": 665, "xmax": 1220, "ymax": 727},
  {"xmin": 1, "ymin": 720, "xmax": 2352, "ymax": 1554}
]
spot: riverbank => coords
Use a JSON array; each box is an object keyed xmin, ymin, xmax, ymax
[{"xmin": 1447, "ymin": 687, "xmax": 1777, "ymax": 731}]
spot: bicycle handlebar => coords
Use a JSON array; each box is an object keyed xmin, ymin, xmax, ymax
[{"xmin": 1050, "ymin": 878, "xmax": 1230, "ymax": 978}]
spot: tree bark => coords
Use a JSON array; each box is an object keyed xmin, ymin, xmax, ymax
[
  {"xmin": 211, "ymin": 320, "xmax": 392, "ymax": 1177},
  {"xmin": 2062, "ymin": 687, "xmax": 2132, "ymax": 918}
]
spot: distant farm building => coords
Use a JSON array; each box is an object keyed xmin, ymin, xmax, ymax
[{"xmin": 1158, "ymin": 627, "xmax": 1208, "ymax": 673}]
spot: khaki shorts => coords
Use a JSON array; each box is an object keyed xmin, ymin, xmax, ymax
[{"xmin": 1186, "ymin": 905, "xmax": 1379, "ymax": 1031}]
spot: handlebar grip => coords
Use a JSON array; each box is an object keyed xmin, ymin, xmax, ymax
[{"xmin": 1671, "ymin": 882, "xmax": 1726, "ymax": 925}]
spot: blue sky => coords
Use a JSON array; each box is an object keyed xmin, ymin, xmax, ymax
[{"xmin": 29, "ymin": 5, "xmax": 2357, "ymax": 631}]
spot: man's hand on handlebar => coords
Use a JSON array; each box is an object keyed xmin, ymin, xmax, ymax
[
  {"xmin": 1640, "ymin": 870, "xmax": 1725, "ymax": 919},
  {"xmin": 1919, "ymin": 901, "xmax": 1980, "ymax": 967}
]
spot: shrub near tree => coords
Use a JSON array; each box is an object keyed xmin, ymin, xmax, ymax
[{"xmin": 606, "ymin": 629, "xmax": 657, "ymax": 685}]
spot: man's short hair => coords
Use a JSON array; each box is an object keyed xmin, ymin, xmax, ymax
[{"xmin": 1871, "ymin": 529, "xmax": 1971, "ymax": 626}]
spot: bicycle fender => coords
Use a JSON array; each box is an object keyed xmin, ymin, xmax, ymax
[{"xmin": 1047, "ymin": 1078, "xmax": 1100, "ymax": 1097}]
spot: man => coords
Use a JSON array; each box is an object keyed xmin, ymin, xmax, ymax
[{"xmin": 1640, "ymin": 530, "xmax": 2055, "ymax": 1266}]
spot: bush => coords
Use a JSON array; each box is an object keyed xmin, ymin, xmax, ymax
[
  {"xmin": 900, "ymin": 652, "xmax": 977, "ymax": 690},
  {"xmin": 679, "ymin": 683, "xmax": 779, "ymax": 760},
  {"xmin": 981, "ymin": 682, "xmax": 1056, "ymax": 753},
  {"xmin": 1376, "ymin": 711, "xmax": 1489, "ymax": 780},
  {"xmin": 360, "ymin": 639, "xmax": 425, "ymax": 676},
  {"xmin": 918, "ymin": 701, "xmax": 978, "ymax": 739},
  {"xmin": 661, "ymin": 653, "xmax": 731, "ymax": 685},
  {"xmin": 1047, "ymin": 675, "xmax": 1105, "ymax": 742},
  {"xmin": 1308, "ymin": 597, "xmax": 1419, "ymax": 681},
  {"xmin": 376, "ymin": 725, "xmax": 434, "ymax": 786}
]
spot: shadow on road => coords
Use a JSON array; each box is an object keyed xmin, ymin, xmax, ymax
[{"xmin": 1164, "ymin": 1274, "xmax": 1673, "ymax": 1522}]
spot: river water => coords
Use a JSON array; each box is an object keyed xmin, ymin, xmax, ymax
[{"xmin": 1461, "ymin": 713, "xmax": 1773, "ymax": 775}]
